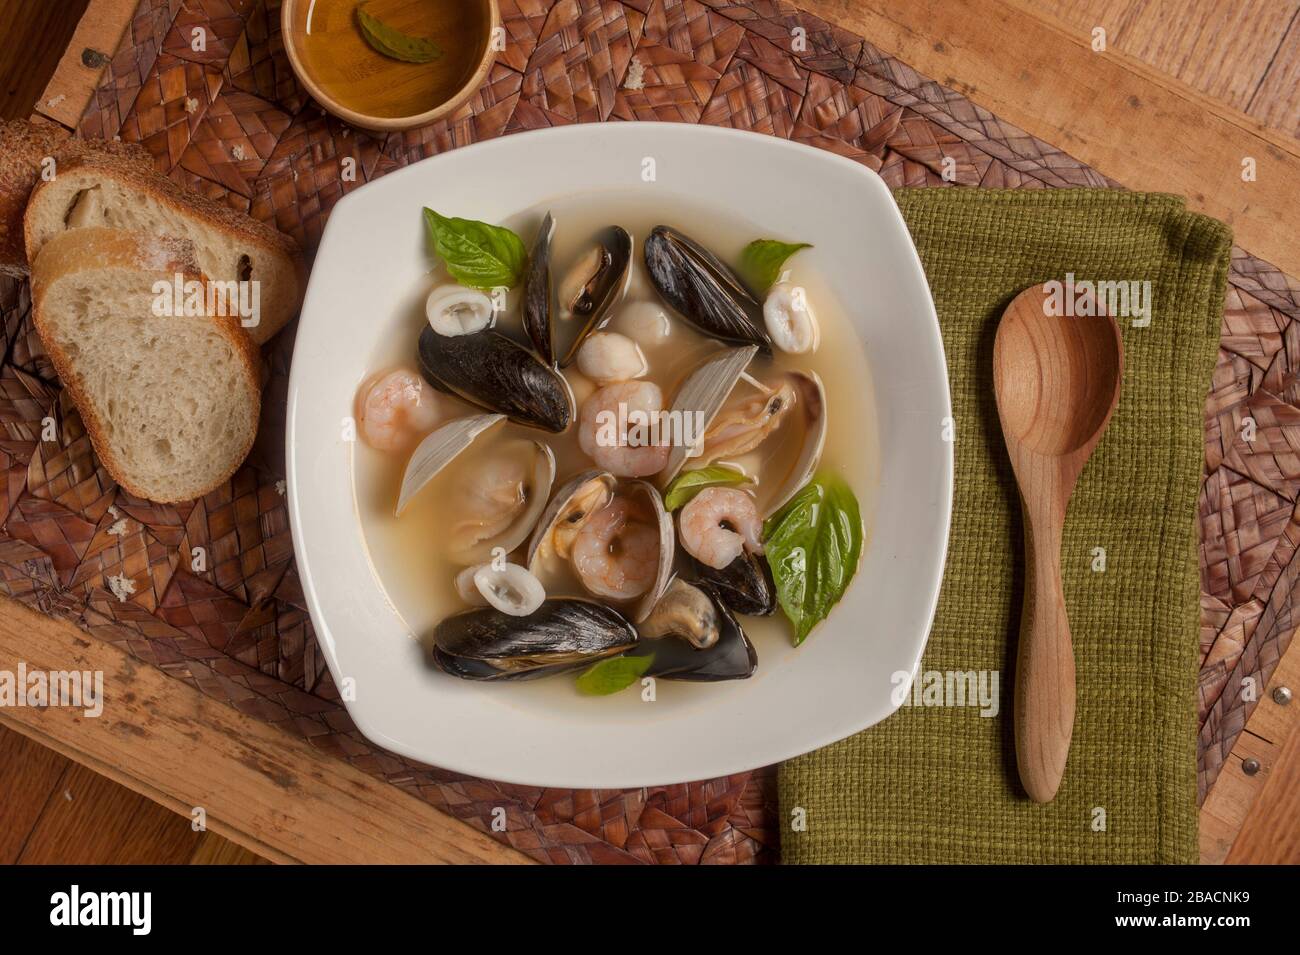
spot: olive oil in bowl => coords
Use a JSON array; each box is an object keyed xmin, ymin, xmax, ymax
[{"xmin": 285, "ymin": 0, "xmax": 495, "ymax": 128}]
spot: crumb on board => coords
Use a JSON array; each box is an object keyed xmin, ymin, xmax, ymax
[
  {"xmin": 275, "ymin": 479, "xmax": 286, "ymax": 496},
  {"xmin": 624, "ymin": 56, "xmax": 646, "ymax": 91},
  {"xmin": 106, "ymin": 518, "xmax": 129, "ymax": 537},
  {"xmin": 45, "ymin": 93, "xmax": 66, "ymax": 109},
  {"xmin": 106, "ymin": 574, "xmax": 136, "ymax": 602},
  {"xmin": 231, "ymin": 144, "xmax": 246, "ymax": 161},
  {"xmin": 184, "ymin": 97, "xmax": 199, "ymax": 114}
]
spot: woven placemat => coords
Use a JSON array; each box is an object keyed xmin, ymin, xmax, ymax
[{"xmin": 2, "ymin": 0, "xmax": 1297, "ymax": 863}]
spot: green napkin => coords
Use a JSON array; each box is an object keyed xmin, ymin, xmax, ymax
[{"xmin": 779, "ymin": 189, "xmax": 1231, "ymax": 864}]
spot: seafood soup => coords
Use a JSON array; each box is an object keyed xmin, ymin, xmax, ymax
[{"xmin": 353, "ymin": 191, "xmax": 878, "ymax": 700}]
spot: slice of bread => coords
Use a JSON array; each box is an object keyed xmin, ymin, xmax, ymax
[
  {"xmin": 23, "ymin": 143, "xmax": 302, "ymax": 344},
  {"xmin": 0, "ymin": 119, "xmax": 151, "ymax": 278},
  {"xmin": 30, "ymin": 227, "xmax": 261, "ymax": 503}
]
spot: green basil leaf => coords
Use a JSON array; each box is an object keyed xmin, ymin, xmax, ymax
[
  {"xmin": 763, "ymin": 473, "xmax": 863, "ymax": 646},
  {"xmin": 357, "ymin": 3, "xmax": 442, "ymax": 63},
  {"xmin": 663, "ymin": 465, "xmax": 752, "ymax": 511},
  {"xmin": 576, "ymin": 655, "xmax": 653, "ymax": 696},
  {"xmin": 422, "ymin": 209, "xmax": 528, "ymax": 289},
  {"xmin": 739, "ymin": 239, "xmax": 811, "ymax": 294}
]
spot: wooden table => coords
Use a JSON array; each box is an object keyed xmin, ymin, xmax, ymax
[{"xmin": 4, "ymin": 0, "xmax": 1298, "ymax": 864}]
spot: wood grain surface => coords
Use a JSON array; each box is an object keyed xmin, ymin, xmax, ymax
[
  {"xmin": 4, "ymin": 0, "xmax": 1297, "ymax": 865},
  {"xmin": 0, "ymin": 599, "xmax": 530, "ymax": 864}
]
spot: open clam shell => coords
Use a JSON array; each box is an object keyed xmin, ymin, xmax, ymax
[
  {"xmin": 644, "ymin": 225, "xmax": 772, "ymax": 354},
  {"xmin": 397, "ymin": 413, "xmax": 503, "ymax": 516},
  {"xmin": 526, "ymin": 468, "xmax": 617, "ymax": 574},
  {"xmin": 660, "ymin": 344, "xmax": 758, "ymax": 484},
  {"xmin": 397, "ymin": 413, "xmax": 556, "ymax": 566},
  {"xmin": 627, "ymin": 479, "xmax": 675, "ymax": 624},
  {"xmin": 762, "ymin": 370, "xmax": 827, "ymax": 518}
]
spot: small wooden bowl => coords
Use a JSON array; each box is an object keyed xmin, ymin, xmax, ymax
[{"xmin": 281, "ymin": 0, "xmax": 499, "ymax": 133}]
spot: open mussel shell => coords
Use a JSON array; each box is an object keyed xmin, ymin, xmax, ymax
[
  {"xmin": 418, "ymin": 325, "xmax": 572, "ymax": 433},
  {"xmin": 432, "ymin": 598, "xmax": 637, "ymax": 681},
  {"xmin": 558, "ymin": 225, "xmax": 633, "ymax": 367},
  {"xmin": 526, "ymin": 468, "xmax": 616, "ymax": 574},
  {"xmin": 631, "ymin": 582, "xmax": 757, "ymax": 682},
  {"xmin": 396, "ymin": 413, "xmax": 503, "ymax": 516},
  {"xmin": 762, "ymin": 370, "xmax": 827, "ymax": 518},
  {"xmin": 694, "ymin": 551, "xmax": 776, "ymax": 616},
  {"xmin": 661, "ymin": 344, "xmax": 757, "ymax": 483},
  {"xmin": 521, "ymin": 211, "xmax": 556, "ymax": 365},
  {"xmin": 644, "ymin": 226, "xmax": 772, "ymax": 354}
]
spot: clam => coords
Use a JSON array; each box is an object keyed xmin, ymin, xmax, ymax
[
  {"xmin": 556, "ymin": 225, "xmax": 633, "ymax": 367},
  {"xmin": 759, "ymin": 370, "xmax": 827, "ymax": 518},
  {"xmin": 527, "ymin": 475, "xmax": 673, "ymax": 624},
  {"xmin": 630, "ymin": 582, "xmax": 757, "ymax": 682},
  {"xmin": 660, "ymin": 344, "xmax": 758, "ymax": 483},
  {"xmin": 521, "ymin": 212, "xmax": 556, "ymax": 365},
  {"xmin": 526, "ymin": 469, "xmax": 617, "ymax": 574},
  {"xmin": 397, "ymin": 414, "xmax": 555, "ymax": 565},
  {"xmin": 417, "ymin": 325, "xmax": 572, "ymax": 433},
  {"xmin": 397, "ymin": 413, "xmax": 503, "ymax": 516},
  {"xmin": 683, "ymin": 369, "xmax": 826, "ymax": 519},
  {"xmin": 432, "ymin": 598, "xmax": 637, "ymax": 681},
  {"xmin": 644, "ymin": 226, "xmax": 772, "ymax": 354},
  {"xmin": 694, "ymin": 552, "xmax": 776, "ymax": 617}
]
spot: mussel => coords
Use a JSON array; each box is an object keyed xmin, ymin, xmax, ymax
[
  {"xmin": 694, "ymin": 551, "xmax": 776, "ymax": 616},
  {"xmin": 557, "ymin": 225, "xmax": 632, "ymax": 367},
  {"xmin": 432, "ymin": 598, "xmax": 637, "ymax": 681},
  {"xmin": 417, "ymin": 325, "xmax": 572, "ymax": 433},
  {"xmin": 521, "ymin": 212, "xmax": 557, "ymax": 365},
  {"xmin": 632, "ymin": 582, "xmax": 757, "ymax": 682},
  {"xmin": 644, "ymin": 226, "xmax": 772, "ymax": 354}
]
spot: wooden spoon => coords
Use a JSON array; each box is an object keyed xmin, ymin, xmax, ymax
[{"xmin": 993, "ymin": 283, "xmax": 1123, "ymax": 803}]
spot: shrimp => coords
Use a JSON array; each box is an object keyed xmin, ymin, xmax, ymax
[
  {"xmin": 355, "ymin": 367, "xmax": 440, "ymax": 452},
  {"xmin": 578, "ymin": 380, "xmax": 670, "ymax": 477},
  {"xmin": 678, "ymin": 486, "xmax": 764, "ymax": 570},
  {"xmin": 571, "ymin": 496, "xmax": 659, "ymax": 600}
]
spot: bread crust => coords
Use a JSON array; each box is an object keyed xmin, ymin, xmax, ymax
[
  {"xmin": 29, "ymin": 227, "xmax": 262, "ymax": 503},
  {"xmin": 0, "ymin": 119, "xmax": 152, "ymax": 277},
  {"xmin": 22, "ymin": 137, "xmax": 304, "ymax": 343}
]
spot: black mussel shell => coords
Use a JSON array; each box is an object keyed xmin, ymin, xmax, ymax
[
  {"xmin": 433, "ymin": 598, "xmax": 637, "ymax": 678},
  {"xmin": 522, "ymin": 212, "xmax": 556, "ymax": 366},
  {"xmin": 695, "ymin": 552, "xmax": 776, "ymax": 616},
  {"xmin": 418, "ymin": 325, "xmax": 571, "ymax": 433},
  {"xmin": 558, "ymin": 225, "xmax": 632, "ymax": 367},
  {"xmin": 632, "ymin": 586, "xmax": 757, "ymax": 682},
  {"xmin": 431, "ymin": 647, "xmax": 584, "ymax": 682},
  {"xmin": 643, "ymin": 226, "xmax": 772, "ymax": 355}
]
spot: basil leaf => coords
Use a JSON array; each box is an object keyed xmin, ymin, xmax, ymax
[
  {"xmin": 422, "ymin": 209, "xmax": 528, "ymax": 289},
  {"xmin": 357, "ymin": 3, "xmax": 442, "ymax": 63},
  {"xmin": 763, "ymin": 473, "xmax": 863, "ymax": 646},
  {"xmin": 739, "ymin": 239, "xmax": 811, "ymax": 294},
  {"xmin": 576, "ymin": 655, "xmax": 653, "ymax": 696},
  {"xmin": 663, "ymin": 465, "xmax": 752, "ymax": 511}
]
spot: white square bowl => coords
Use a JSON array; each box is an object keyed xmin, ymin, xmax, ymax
[{"xmin": 287, "ymin": 123, "xmax": 951, "ymax": 787}]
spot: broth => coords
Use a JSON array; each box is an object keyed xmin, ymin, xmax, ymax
[
  {"xmin": 353, "ymin": 191, "xmax": 880, "ymax": 707},
  {"xmin": 298, "ymin": 0, "xmax": 490, "ymax": 119}
]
